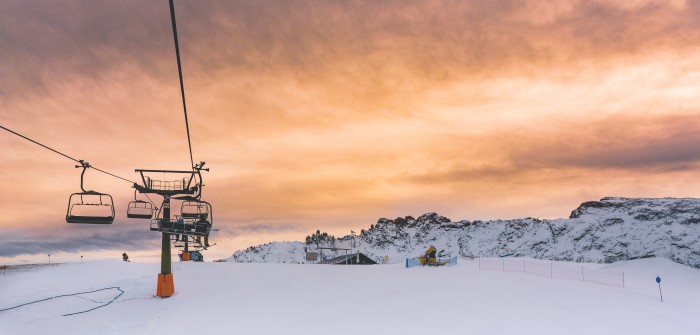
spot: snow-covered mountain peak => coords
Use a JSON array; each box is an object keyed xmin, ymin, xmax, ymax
[
  {"xmin": 228, "ymin": 197, "xmax": 700, "ymax": 268},
  {"xmin": 569, "ymin": 197, "xmax": 700, "ymax": 221}
]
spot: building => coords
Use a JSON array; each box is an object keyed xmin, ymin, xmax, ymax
[{"xmin": 321, "ymin": 252, "xmax": 377, "ymax": 265}]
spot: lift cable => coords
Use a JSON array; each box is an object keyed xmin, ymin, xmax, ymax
[
  {"xmin": 0, "ymin": 124, "xmax": 136, "ymax": 185},
  {"xmin": 169, "ymin": 0, "xmax": 195, "ymax": 171}
]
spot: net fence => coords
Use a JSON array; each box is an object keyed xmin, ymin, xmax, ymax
[
  {"xmin": 405, "ymin": 257, "xmax": 421, "ymax": 268},
  {"xmin": 478, "ymin": 258, "xmax": 624, "ymax": 287},
  {"xmin": 405, "ymin": 256, "xmax": 458, "ymax": 268}
]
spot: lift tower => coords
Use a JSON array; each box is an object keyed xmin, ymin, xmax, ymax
[{"xmin": 134, "ymin": 163, "xmax": 210, "ymax": 297}]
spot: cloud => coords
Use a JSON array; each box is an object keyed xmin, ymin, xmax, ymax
[
  {"xmin": 0, "ymin": 226, "xmax": 159, "ymax": 258},
  {"xmin": 217, "ymin": 223, "xmax": 298, "ymax": 236},
  {"xmin": 403, "ymin": 113, "xmax": 700, "ymax": 185},
  {"xmin": 3, "ymin": 0, "xmax": 699, "ymax": 103},
  {"xmin": 511, "ymin": 114, "xmax": 700, "ymax": 171},
  {"xmin": 2, "ymin": 0, "xmax": 700, "ymax": 258}
]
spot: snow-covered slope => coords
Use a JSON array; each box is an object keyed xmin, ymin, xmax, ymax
[
  {"xmin": 2, "ymin": 258, "xmax": 699, "ymax": 334},
  {"xmin": 229, "ymin": 241, "xmax": 306, "ymax": 263},
  {"xmin": 228, "ymin": 197, "xmax": 700, "ymax": 267}
]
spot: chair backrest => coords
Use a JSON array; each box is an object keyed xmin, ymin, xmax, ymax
[
  {"xmin": 66, "ymin": 192, "xmax": 115, "ymax": 224},
  {"xmin": 127, "ymin": 200, "xmax": 153, "ymax": 219}
]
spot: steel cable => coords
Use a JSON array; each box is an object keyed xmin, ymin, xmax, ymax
[
  {"xmin": 0, "ymin": 124, "xmax": 137, "ymax": 184},
  {"xmin": 169, "ymin": 0, "xmax": 195, "ymax": 171}
]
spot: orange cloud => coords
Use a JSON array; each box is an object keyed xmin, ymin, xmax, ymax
[{"xmin": 2, "ymin": 0, "xmax": 700, "ymax": 260}]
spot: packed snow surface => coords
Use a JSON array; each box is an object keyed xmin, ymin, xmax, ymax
[{"xmin": 1, "ymin": 258, "xmax": 698, "ymax": 334}]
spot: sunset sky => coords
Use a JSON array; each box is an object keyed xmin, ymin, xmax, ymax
[{"xmin": 2, "ymin": 0, "xmax": 700, "ymax": 263}]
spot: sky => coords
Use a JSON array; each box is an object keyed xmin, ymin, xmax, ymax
[{"xmin": 1, "ymin": 0, "xmax": 700, "ymax": 263}]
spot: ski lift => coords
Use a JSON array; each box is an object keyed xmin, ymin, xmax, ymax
[
  {"xmin": 147, "ymin": 198, "xmax": 213, "ymax": 238},
  {"xmin": 173, "ymin": 213, "xmax": 212, "ymax": 237},
  {"xmin": 147, "ymin": 196, "xmax": 213, "ymax": 238},
  {"xmin": 151, "ymin": 216, "xmax": 212, "ymax": 237},
  {"xmin": 180, "ymin": 200, "xmax": 210, "ymax": 220},
  {"xmin": 178, "ymin": 197, "xmax": 213, "ymax": 231},
  {"xmin": 127, "ymin": 190, "xmax": 154, "ymax": 219},
  {"xmin": 66, "ymin": 161, "xmax": 115, "ymax": 224}
]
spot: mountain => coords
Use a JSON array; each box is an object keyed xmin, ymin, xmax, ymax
[{"xmin": 227, "ymin": 197, "xmax": 700, "ymax": 268}]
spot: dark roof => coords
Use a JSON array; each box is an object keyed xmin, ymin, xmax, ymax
[{"xmin": 321, "ymin": 252, "xmax": 377, "ymax": 265}]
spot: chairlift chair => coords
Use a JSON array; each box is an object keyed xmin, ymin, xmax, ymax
[
  {"xmin": 127, "ymin": 190, "xmax": 154, "ymax": 219},
  {"xmin": 127, "ymin": 200, "xmax": 153, "ymax": 219},
  {"xmin": 171, "ymin": 214, "xmax": 212, "ymax": 237},
  {"xmin": 66, "ymin": 191, "xmax": 115, "ymax": 224},
  {"xmin": 151, "ymin": 196, "xmax": 213, "ymax": 238},
  {"xmin": 180, "ymin": 200, "xmax": 210, "ymax": 220},
  {"xmin": 66, "ymin": 161, "xmax": 115, "ymax": 224}
]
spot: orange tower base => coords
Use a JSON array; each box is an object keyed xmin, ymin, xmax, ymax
[
  {"xmin": 156, "ymin": 273, "xmax": 175, "ymax": 297},
  {"xmin": 182, "ymin": 252, "xmax": 191, "ymax": 261}
]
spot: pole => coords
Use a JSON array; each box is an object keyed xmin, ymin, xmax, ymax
[
  {"xmin": 48, "ymin": 254, "xmax": 51, "ymax": 264},
  {"xmin": 162, "ymin": 233, "xmax": 171, "ymax": 273},
  {"xmin": 161, "ymin": 197, "xmax": 172, "ymax": 275},
  {"xmin": 156, "ymin": 196, "xmax": 174, "ymax": 297},
  {"xmin": 184, "ymin": 237, "xmax": 189, "ymax": 259},
  {"xmin": 658, "ymin": 283, "xmax": 663, "ymax": 302}
]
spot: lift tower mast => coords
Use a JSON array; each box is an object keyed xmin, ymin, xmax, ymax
[{"xmin": 134, "ymin": 164, "xmax": 210, "ymax": 297}]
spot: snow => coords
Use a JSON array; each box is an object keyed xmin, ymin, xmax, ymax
[
  {"xmin": 229, "ymin": 198, "xmax": 700, "ymax": 268},
  {"xmin": 1, "ymin": 257, "xmax": 698, "ymax": 334}
]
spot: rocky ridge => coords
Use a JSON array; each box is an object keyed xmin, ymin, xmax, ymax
[{"xmin": 228, "ymin": 197, "xmax": 700, "ymax": 268}]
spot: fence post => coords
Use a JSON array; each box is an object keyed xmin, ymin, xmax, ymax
[
  {"xmin": 581, "ymin": 267, "xmax": 585, "ymax": 281},
  {"xmin": 478, "ymin": 258, "xmax": 480, "ymax": 269},
  {"xmin": 550, "ymin": 263, "xmax": 552, "ymax": 278},
  {"xmin": 524, "ymin": 260, "xmax": 528, "ymax": 274},
  {"xmin": 522, "ymin": 259, "xmax": 525, "ymax": 272},
  {"xmin": 622, "ymin": 273, "xmax": 625, "ymax": 288}
]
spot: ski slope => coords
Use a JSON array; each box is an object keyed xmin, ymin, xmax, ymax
[{"xmin": 1, "ymin": 258, "xmax": 697, "ymax": 334}]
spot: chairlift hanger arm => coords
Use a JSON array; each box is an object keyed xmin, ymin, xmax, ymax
[
  {"xmin": 188, "ymin": 161, "xmax": 208, "ymax": 198},
  {"xmin": 195, "ymin": 161, "xmax": 208, "ymax": 171},
  {"xmin": 76, "ymin": 161, "xmax": 90, "ymax": 192}
]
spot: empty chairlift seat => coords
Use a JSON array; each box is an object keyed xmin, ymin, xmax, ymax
[
  {"xmin": 66, "ymin": 191, "xmax": 115, "ymax": 224},
  {"xmin": 127, "ymin": 200, "xmax": 153, "ymax": 219}
]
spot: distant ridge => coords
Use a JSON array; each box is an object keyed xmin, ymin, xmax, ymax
[{"xmin": 228, "ymin": 197, "xmax": 700, "ymax": 268}]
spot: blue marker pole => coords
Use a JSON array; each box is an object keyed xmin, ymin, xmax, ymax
[{"xmin": 656, "ymin": 276, "xmax": 663, "ymax": 302}]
